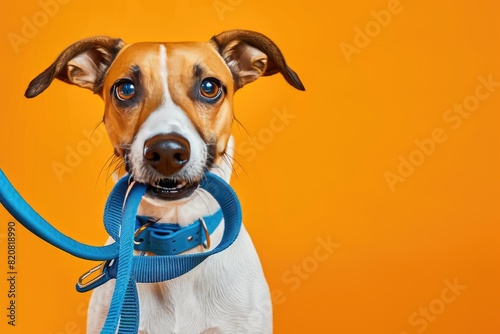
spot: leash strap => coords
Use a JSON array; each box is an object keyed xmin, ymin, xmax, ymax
[
  {"xmin": 0, "ymin": 169, "xmax": 242, "ymax": 334},
  {"xmin": 92, "ymin": 173, "xmax": 241, "ymax": 284},
  {"xmin": 99, "ymin": 174, "xmax": 243, "ymax": 333},
  {"xmin": 0, "ymin": 170, "xmax": 119, "ymax": 260},
  {"xmin": 131, "ymin": 175, "xmax": 242, "ymax": 283},
  {"xmin": 101, "ymin": 180, "xmax": 145, "ymax": 334},
  {"xmin": 118, "ymin": 281, "xmax": 139, "ymax": 333}
]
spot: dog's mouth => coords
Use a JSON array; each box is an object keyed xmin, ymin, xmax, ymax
[{"xmin": 145, "ymin": 178, "xmax": 199, "ymax": 201}]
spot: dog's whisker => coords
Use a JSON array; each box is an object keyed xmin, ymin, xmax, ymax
[
  {"xmin": 226, "ymin": 149, "xmax": 248, "ymax": 161},
  {"xmin": 220, "ymin": 151, "xmax": 234, "ymax": 166},
  {"xmin": 107, "ymin": 160, "xmax": 126, "ymax": 180},
  {"xmin": 194, "ymin": 190, "xmax": 211, "ymax": 215},
  {"xmin": 221, "ymin": 152, "xmax": 247, "ymax": 179},
  {"xmin": 233, "ymin": 114, "xmax": 251, "ymax": 139},
  {"xmin": 96, "ymin": 155, "xmax": 114, "ymax": 185},
  {"xmin": 103, "ymin": 155, "xmax": 126, "ymax": 186},
  {"xmin": 90, "ymin": 120, "xmax": 104, "ymax": 139},
  {"xmin": 208, "ymin": 164, "xmax": 228, "ymax": 181},
  {"xmin": 96, "ymin": 152, "xmax": 119, "ymax": 186}
]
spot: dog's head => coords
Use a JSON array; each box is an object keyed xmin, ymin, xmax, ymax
[{"xmin": 26, "ymin": 30, "xmax": 304, "ymax": 201}]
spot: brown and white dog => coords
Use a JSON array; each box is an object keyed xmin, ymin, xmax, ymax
[{"xmin": 25, "ymin": 30, "xmax": 304, "ymax": 334}]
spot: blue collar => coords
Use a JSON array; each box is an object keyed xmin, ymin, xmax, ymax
[{"xmin": 134, "ymin": 209, "xmax": 223, "ymax": 255}]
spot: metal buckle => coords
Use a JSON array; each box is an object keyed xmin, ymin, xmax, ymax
[
  {"xmin": 199, "ymin": 217, "xmax": 211, "ymax": 250},
  {"xmin": 77, "ymin": 260, "xmax": 110, "ymax": 289},
  {"xmin": 134, "ymin": 221, "xmax": 154, "ymax": 245}
]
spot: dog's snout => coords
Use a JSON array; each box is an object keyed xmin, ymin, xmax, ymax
[{"xmin": 144, "ymin": 134, "xmax": 191, "ymax": 177}]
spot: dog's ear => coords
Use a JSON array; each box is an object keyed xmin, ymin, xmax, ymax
[
  {"xmin": 25, "ymin": 36, "xmax": 125, "ymax": 98},
  {"xmin": 211, "ymin": 30, "xmax": 305, "ymax": 91}
]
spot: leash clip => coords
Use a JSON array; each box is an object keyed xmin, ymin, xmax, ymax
[{"xmin": 77, "ymin": 260, "xmax": 111, "ymax": 291}]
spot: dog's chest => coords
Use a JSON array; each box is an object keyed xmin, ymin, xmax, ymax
[
  {"xmin": 135, "ymin": 234, "xmax": 260, "ymax": 334},
  {"xmin": 137, "ymin": 275, "xmax": 212, "ymax": 333},
  {"xmin": 88, "ymin": 227, "xmax": 272, "ymax": 334}
]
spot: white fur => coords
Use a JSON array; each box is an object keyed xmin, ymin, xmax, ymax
[{"xmin": 87, "ymin": 44, "xmax": 272, "ymax": 333}]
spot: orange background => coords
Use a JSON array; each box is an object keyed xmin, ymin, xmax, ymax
[{"xmin": 1, "ymin": 0, "xmax": 499, "ymax": 333}]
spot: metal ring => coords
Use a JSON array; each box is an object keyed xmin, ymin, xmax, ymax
[
  {"xmin": 199, "ymin": 217, "xmax": 211, "ymax": 250},
  {"xmin": 134, "ymin": 221, "xmax": 153, "ymax": 245}
]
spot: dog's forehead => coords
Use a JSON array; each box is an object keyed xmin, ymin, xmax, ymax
[{"xmin": 105, "ymin": 41, "xmax": 232, "ymax": 84}]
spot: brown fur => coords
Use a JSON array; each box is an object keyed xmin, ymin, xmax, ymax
[{"xmin": 25, "ymin": 30, "xmax": 305, "ymax": 168}]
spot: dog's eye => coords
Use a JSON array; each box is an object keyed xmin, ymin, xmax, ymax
[
  {"xmin": 199, "ymin": 78, "xmax": 222, "ymax": 100},
  {"xmin": 116, "ymin": 81, "xmax": 136, "ymax": 101}
]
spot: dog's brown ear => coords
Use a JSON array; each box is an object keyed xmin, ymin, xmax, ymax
[
  {"xmin": 211, "ymin": 30, "xmax": 305, "ymax": 91},
  {"xmin": 25, "ymin": 36, "xmax": 124, "ymax": 98}
]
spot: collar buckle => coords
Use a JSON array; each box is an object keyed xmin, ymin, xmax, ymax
[{"xmin": 199, "ymin": 217, "xmax": 211, "ymax": 250}]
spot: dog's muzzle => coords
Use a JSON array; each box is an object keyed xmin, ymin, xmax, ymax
[
  {"xmin": 144, "ymin": 134, "xmax": 190, "ymax": 177},
  {"xmin": 142, "ymin": 133, "xmax": 199, "ymax": 200}
]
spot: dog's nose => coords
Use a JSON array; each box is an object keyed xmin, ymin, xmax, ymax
[{"xmin": 143, "ymin": 134, "xmax": 191, "ymax": 177}]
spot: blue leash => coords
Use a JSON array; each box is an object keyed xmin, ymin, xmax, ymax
[
  {"xmin": 0, "ymin": 169, "xmax": 242, "ymax": 333},
  {"xmin": 0, "ymin": 170, "xmax": 119, "ymax": 260}
]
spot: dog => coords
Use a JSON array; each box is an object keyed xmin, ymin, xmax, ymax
[{"xmin": 25, "ymin": 29, "xmax": 304, "ymax": 334}]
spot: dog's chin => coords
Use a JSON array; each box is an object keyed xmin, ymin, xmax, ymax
[{"xmin": 145, "ymin": 178, "xmax": 200, "ymax": 202}]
